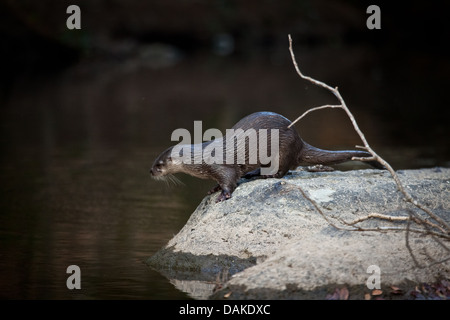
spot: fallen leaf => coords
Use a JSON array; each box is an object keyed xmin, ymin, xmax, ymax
[
  {"xmin": 409, "ymin": 289, "xmax": 424, "ymax": 299},
  {"xmin": 223, "ymin": 291, "xmax": 232, "ymax": 298},
  {"xmin": 372, "ymin": 289, "xmax": 383, "ymax": 296},
  {"xmin": 390, "ymin": 286, "xmax": 403, "ymax": 295},
  {"xmin": 364, "ymin": 293, "xmax": 371, "ymax": 300},
  {"xmin": 325, "ymin": 288, "xmax": 340, "ymax": 300},
  {"xmin": 339, "ymin": 287, "xmax": 349, "ymax": 300},
  {"xmin": 326, "ymin": 288, "xmax": 348, "ymax": 300}
]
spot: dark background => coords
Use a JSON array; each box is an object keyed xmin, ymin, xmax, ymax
[
  {"xmin": 0, "ymin": 0, "xmax": 449, "ymax": 299},
  {"xmin": 1, "ymin": 1, "xmax": 449, "ymax": 160}
]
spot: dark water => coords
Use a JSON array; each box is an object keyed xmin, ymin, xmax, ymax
[
  {"xmin": 0, "ymin": 131, "xmax": 195, "ymax": 299},
  {"xmin": 1, "ymin": 44, "xmax": 449, "ymax": 299},
  {"xmin": 0, "ymin": 60, "xmax": 214, "ymax": 299}
]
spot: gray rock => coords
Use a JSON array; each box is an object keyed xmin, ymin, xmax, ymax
[{"xmin": 147, "ymin": 168, "xmax": 450, "ymax": 299}]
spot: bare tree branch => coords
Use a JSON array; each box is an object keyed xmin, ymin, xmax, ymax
[{"xmin": 287, "ymin": 34, "xmax": 450, "ymax": 235}]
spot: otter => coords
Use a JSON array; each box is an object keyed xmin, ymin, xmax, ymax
[{"xmin": 150, "ymin": 111, "xmax": 382, "ymax": 202}]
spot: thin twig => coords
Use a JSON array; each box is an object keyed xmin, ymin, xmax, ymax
[
  {"xmin": 288, "ymin": 105, "xmax": 342, "ymax": 128},
  {"xmin": 407, "ymin": 209, "xmax": 450, "ymax": 252},
  {"xmin": 345, "ymin": 213, "xmax": 409, "ymax": 225},
  {"xmin": 352, "ymin": 156, "xmax": 377, "ymax": 162}
]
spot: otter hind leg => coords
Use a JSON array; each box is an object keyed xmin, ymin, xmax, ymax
[
  {"xmin": 243, "ymin": 166, "xmax": 290, "ymax": 180},
  {"xmin": 260, "ymin": 161, "xmax": 291, "ymax": 179},
  {"xmin": 242, "ymin": 168, "xmax": 261, "ymax": 179},
  {"xmin": 263, "ymin": 169, "xmax": 288, "ymax": 179}
]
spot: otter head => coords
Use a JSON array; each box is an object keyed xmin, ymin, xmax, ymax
[{"xmin": 150, "ymin": 147, "xmax": 176, "ymax": 178}]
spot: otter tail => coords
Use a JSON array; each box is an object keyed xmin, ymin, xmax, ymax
[{"xmin": 299, "ymin": 142, "xmax": 384, "ymax": 169}]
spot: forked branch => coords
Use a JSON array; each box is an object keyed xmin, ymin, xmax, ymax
[{"xmin": 287, "ymin": 34, "xmax": 450, "ymax": 239}]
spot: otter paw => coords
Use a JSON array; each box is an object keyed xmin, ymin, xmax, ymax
[{"xmin": 216, "ymin": 191, "xmax": 231, "ymax": 202}]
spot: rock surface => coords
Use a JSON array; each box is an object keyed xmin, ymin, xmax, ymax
[{"xmin": 147, "ymin": 167, "xmax": 450, "ymax": 299}]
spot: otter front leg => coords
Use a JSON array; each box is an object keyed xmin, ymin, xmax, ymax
[
  {"xmin": 216, "ymin": 180, "xmax": 237, "ymax": 202},
  {"xmin": 214, "ymin": 167, "xmax": 238, "ymax": 202},
  {"xmin": 207, "ymin": 184, "xmax": 231, "ymax": 202},
  {"xmin": 207, "ymin": 184, "xmax": 221, "ymax": 195}
]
